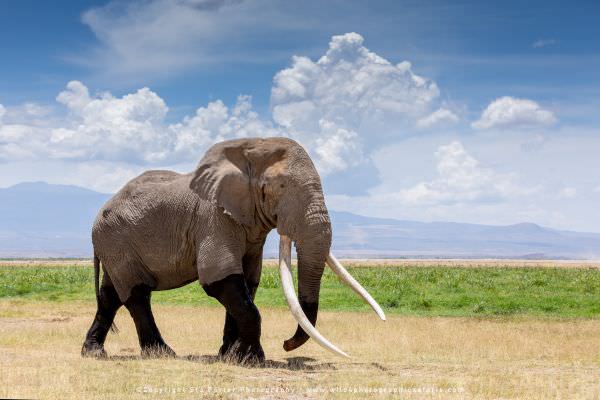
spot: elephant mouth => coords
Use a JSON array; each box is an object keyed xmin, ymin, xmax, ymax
[{"xmin": 278, "ymin": 235, "xmax": 386, "ymax": 358}]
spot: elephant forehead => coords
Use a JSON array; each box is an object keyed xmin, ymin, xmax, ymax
[{"xmin": 262, "ymin": 159, "xmax": 289, "ymax": 179}]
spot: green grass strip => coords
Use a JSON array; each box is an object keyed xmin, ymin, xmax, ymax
[{"xmin": 0, "ymin": 265, "xmax": 599, "ymax": 318}]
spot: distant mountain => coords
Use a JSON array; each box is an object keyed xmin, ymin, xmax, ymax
[
  {"xmin": 317, "ymin": 212, "xmax": 600, "ymax": 259},
  {"xmin": 0, "ymin": 182, "xmax": 110, "ymax": 257},
  {"xmin": 1, "ymin": 182, "xmax": 599, "ymax": 259}
]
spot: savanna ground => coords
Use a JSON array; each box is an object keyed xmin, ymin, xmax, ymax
[{"xmin": 0, "ymin": 260, "xmax": 599, "ymax": 399}]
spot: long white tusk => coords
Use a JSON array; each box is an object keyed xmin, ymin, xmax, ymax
[
  {"xmin": 279, "ymin": 235, "xmax": 350, "ymax": 358},
  {"xmin": 326, "ymin": 253, "xmax": 386, "ymax": 321}
]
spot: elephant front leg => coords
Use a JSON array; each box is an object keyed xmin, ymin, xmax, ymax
[
  {"xmin": 218, "ymin": 279, "xmax": 259, "ymax": 356},
  {"xmin": 204, "ymin": 274, "xmax": 264, "ymax": 363},
  {"xmin": 219, "ymin": 312, "xmax": 238, "ymax": 356}
]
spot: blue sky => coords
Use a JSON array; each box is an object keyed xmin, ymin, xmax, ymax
[{"xmin": 1, "ymin": 0, "xmax": 599, "ymax": 231}]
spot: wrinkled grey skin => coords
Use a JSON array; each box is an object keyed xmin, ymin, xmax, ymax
[{"xmin": 89, "ymin": 137, "xmax": 332, "ymax": 356}]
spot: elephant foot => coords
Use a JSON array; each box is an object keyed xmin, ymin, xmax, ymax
[
  {"xmin": 218, "ymin": 338, "xmax": 238, "ymax": 357},
  {"xmin": 141, "ymin": 343, "xmax": 177, "ymax": 358},
  {"xmin": 81, "ymin": 342, "xmax": 107, "ymax": 358},
  {"xmin": 220, "ymin": 340, "xmax": 265, "ymax": 365}
]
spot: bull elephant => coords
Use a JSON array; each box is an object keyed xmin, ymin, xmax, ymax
[{"xmin": 82, "ymin": 137, "xmax": 385, "ymax": 362}]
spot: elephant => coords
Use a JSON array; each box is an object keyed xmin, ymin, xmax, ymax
[{"xmin": 81, "ymin": 137, "xmax": 385, "ymax": 362}]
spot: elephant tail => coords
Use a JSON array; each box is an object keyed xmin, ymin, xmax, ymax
[
  {"xmin": 93, "ymin": 254, "xmax": 100, "ymax": 304},
  {"xmin": 93, "ymin": 254, "xmax": 119, "ymax": 334}
]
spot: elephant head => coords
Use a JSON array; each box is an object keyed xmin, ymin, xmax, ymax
[{"xmin": 192, "ymin": 137, "xmax": 385, "ymax": 357}]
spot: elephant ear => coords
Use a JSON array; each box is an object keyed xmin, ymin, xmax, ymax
[{"xmin": 191, "ymin": 144, "xmax": 255, "ymax": 227}]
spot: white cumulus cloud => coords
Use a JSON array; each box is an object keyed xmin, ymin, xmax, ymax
[
  {"xmin": 271, "ymin": 32, "xmax": 442, "ymax": 173},
  {"xmin": 169, "ymin": 95, "xmax": 278, "ymax": 161},
  {"xmin": 0, "ymin": 81, "xmax": 275, "ymax": 166},
  {"xmin": 416, "ymin": 108, "xmax": 459, "ymax": 129},
  {"xmin": 472, "ymin": 96, "xmax": 557, "ymax": 130},
  {"xmin": 398, "ymin": 141, "xmax": 525, "ymax": 205},
  {"xmin": 52, "ymin": 81, "xmax": 171, "ymax": 162}
]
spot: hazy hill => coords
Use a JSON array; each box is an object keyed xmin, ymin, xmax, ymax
[
  {"xmin": 0, "ymin": 182, "xmax": 109, "ymax": 257},
  {"xmin": 1, "ymin": 182, "xmax": 599, "ymax": 259}
]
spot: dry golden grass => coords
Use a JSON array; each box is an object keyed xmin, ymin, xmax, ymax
[{"xmin": 1, "ymin": 300, "xmax": 599, "ymax": 399}]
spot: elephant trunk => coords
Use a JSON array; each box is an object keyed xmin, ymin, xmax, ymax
[
  {"xmin": 277, "ymin": 200, "xmax": 385, "ymax": 357},
  {"xmin": 283, "ymin": 199, "xmax": 331, "ymax": 351},
  {"xmin": 282, "ymin": 222, "xmax": 331, "ymax": 352}
]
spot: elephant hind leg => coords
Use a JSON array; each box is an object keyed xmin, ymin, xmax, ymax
[
  {"xmin": 82, "ymin": 276, "xmax": 122, "ymax": 358},
  {"xmin": 124, "ymin": 284, "xmax": 176, "ymax": 358}
]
